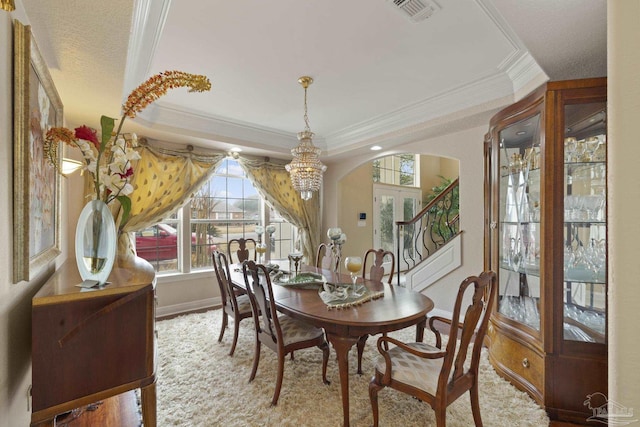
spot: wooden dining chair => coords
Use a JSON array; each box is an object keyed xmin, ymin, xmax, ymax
[
  {"xmin": 355, "ymin": 248, "xmax": 396, "ymax": 374},
  {"xmin": 242, "ymin": 260, "xmax": 330, "ymax": 405},
  {"xmin": 369, "ymin": 271, "xmax": 496, "ymax": 427},
  {"xmin": 212, "ymin": 251, "xmax": 253, "ymax": 356},
  {"xmin": 316, "ymin": 242, "xmax": 340, "ymax": 272},
  {"xmin": 227, "ymin": 237, "xmax": 257, "ymax": 264},
  {"xmin": 362, "ymin": 248, "xmax": 395, "ymax": 284}
]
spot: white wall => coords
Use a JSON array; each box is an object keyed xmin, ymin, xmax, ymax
[{"xmin": 608, "ymin": 0, "xmax": 640, "ymax": 411}]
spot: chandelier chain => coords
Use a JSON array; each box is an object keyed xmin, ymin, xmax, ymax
[{"xmin": 303, "ymin": 86, "xmax": 310, "ymax": 132}]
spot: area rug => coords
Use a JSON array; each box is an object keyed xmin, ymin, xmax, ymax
[{"xmin": 156, "ymin": 310, "xmax": 549, "ymax": 426}]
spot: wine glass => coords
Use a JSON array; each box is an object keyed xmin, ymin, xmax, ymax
[
  {"xmin": 345, "ymin": 256, "xmax": 362, "ymax": 294},
  {"xmin": 256, "ymin": 242, "xmax": 267, "ymax": 263},
  {"xmin": 584, "ymin": 137, "xmax": 601, "ymax": 162},
  {"xmin": 564, "ymin": 137, "xmax": 577, "ymax": 162}
]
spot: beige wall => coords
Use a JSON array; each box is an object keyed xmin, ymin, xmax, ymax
[
  {"xmin": 338, "ymin": 162, "xmax": 374, "ymax": 263},
  {"xmin": 324, "ymin": 125, "xmax": 486, "ymax": 310},
  {"xmin": 0, "ymin": 7, "xmax": 71, "ymax": 427},
  {"xmin": 336, "ymin": 155, "xmax": 460, "ymax": 267},
  {"xmin": 419, "ymin": 154, "xmax": 459, "ymax": 205},
  {"xmin": 608, "ymin": 0, "xmax": 640, "ymax": 410}
]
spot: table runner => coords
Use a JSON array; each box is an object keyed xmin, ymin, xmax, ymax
[{"xmin": 319, "ymin": 282, "xmax": 384, "ymax": 310}]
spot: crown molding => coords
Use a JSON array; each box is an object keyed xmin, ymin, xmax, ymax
[
  {"xmin": 134, "ymin": 103, "xmax": 302, "ymax": 153},
  {"xmin": 322, "ymin": 70, "xmax": 515, "ymax": 152},
  {"xmin": 135, "ymin": 63, "xmax": 543, "ymax": 157},
  {"xmin": 123, "ymin": 0, "xmax": 172, "ymax": 96}
]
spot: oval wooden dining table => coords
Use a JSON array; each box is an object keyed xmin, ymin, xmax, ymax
[{"xmin": 230, "ymin": 263, "xmax": 434, "ymax": 427}]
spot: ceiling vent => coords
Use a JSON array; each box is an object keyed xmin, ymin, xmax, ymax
[{"xmin": 388, "ymin": 0, "xmax": 440, "ymax": 23}]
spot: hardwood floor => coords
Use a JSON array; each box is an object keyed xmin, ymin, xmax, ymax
[{"xmin": 54, "ymin": 391, "xmax": 140, "ymax": 427}]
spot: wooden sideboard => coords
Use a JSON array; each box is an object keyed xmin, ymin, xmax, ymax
[{"xmin": 30, "ymin": 257, "xmax": 157, "ymax": 427}]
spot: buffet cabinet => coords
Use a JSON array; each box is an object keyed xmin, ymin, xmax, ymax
[
  {"xmin": 31, "ymin": 257, "xmax": 157, "ymax": 427},
  {"xmin": 484, "ymin": 78, "xmax": 607, "ymax": 423}
]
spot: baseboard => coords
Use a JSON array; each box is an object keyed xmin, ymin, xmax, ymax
[{"xmin": 156, "ymin": 297, "xmax": 221, "ymax": 318}]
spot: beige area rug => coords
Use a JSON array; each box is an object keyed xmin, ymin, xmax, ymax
[{"xmin": 156, "ymin": 310, "xmax": 549, "ymax": 427}]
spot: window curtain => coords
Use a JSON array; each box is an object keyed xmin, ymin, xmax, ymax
[
  {"xmin": 112, "ymin": 144, "xmax": 225, "ymax": 257},
  {"xmin": 236, "ymin": 156, "xmax": 321, "ymax": 263}
]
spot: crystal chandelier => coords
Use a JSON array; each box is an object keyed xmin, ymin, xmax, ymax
[
  {"xmin": 0, "ymin": 0, "xmax": 15, "ymax": 11},
  {"xmin": 285, "ymin": 76, "xmax": 327, "ymax": 201}
]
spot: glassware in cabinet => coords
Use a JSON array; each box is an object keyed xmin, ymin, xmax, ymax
[
  {"xmin": 496, "ymin": 113, "xmax": 542, "ymax": 330},
  {"xmin": 562, "ymin": 101, "xmax": 607, "ymax": 344}
]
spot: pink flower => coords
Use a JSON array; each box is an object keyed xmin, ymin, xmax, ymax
[
  {"xmin": 74, "ymin": 125, "xmax": 99, "ymax": 149},
  {"xmin": 118, "ymin": 167, "xmax": 134, "ymax": 178}
]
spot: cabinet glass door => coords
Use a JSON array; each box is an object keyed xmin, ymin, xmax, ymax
[
  {"xmin": 563, "ymin": 102, "xmax": 607, "ymax": 343},
  {"xmin": 497, "ymin": 113, "xmax": 542, "ymax": 330}
]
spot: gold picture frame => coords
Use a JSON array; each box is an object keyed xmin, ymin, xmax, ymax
[{"xmin": 13, "ymin": 20, "xmax": 62, "ymax": 283}]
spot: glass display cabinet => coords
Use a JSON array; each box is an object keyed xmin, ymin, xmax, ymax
[{"xmin": 484, "ymin": 78, "xmax": 607, "ymax": 423}]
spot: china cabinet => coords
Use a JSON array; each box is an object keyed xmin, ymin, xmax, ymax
[{"xmin": 484, "ymin": 78, "xmax": 607, "ymax": 423}]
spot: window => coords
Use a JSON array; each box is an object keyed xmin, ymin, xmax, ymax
[
  {"xmin": 372, "ymin": 154, "xmax": 418, "ymax": 186},
  {"xmin": 136, "ymin": 158, "xmax": 297, "ymax": 273}
]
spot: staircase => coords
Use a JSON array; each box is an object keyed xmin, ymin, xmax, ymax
[{"xmin": 395, "ymin": 178, "xmax": 461, "ymax": 291}]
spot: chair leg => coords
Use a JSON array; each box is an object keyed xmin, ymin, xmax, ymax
[
  {"xmin": 415, "ymin": 318, "xmax": 426, "ymax": 342},
  {"xmin": 228, "ymin": 317, "xmax": 240, "ymax": 356},
  {"xmin": 369, "ymin": 378, "xmax": 384, "ymax": 427},
  {"xmin": 470, "ymin": 382, "xmax": 483, "ymax": 427},
  {"xmin": 356, "ymin": 335, "xmax": 369, "ymax": 375},
  {"xmin": 319, "ymin": 341, "xmax": 330, "ymax": 385},
  {"xmin": 272, "ymin": 353, "xmax": 286, "ymax": 406},
  {"xmin": 434, "ymin": 405, "xmax": 446, "ymax": 427},
  {"xmin": 249, "ymin": 341, "xmax": 261, "ymax": 382},
  {"xmin": 218, "ymin": 311, "xmax": 228, "ymax": 342}
]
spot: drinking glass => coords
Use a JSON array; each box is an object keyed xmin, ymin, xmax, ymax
[
  {"xmin": 256, "ymin": 242, "xmax": 267, "ymax": 263},
  {"xmin": 574, "ymin": 140, "xmax": 586, "ymax": 162},
  {"xmin": 564, "ymin": 137, "xmax": 577, "ymax": 162},
  {"xmin": 345, "ymin": 256, "xmax": 362, "ymax": 293},
  {"xmin": 584, "ymin": 137, "xmax": 601, "ymax": 161}
]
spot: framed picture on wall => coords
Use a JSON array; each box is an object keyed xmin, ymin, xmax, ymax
[{"xmin": 13, "ymin": 20, "xmax": 63, "ymax": 283}]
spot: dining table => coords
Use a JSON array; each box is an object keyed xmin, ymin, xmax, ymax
[{"xmin": 229, "ymin": 261, "xmax": 434, "ymax": 427}]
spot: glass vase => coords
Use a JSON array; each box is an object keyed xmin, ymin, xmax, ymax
[{"xmin": 75, "ymin": 200, "xmax": 117, "ymax": 285}]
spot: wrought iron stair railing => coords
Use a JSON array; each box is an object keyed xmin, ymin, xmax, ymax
[{"xmin": 396, "ymin": 178, "xmax": 460, "ymax": 284}]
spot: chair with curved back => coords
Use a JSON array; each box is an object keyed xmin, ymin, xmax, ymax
[
  {"xmin": 212, "ymin": 251, "xmax": 254, "ymax": 356},
  {"xmin": 227, "ymin": 237, "xmax": 257, "ymax": 264},
  {"xmin": 316, "ymin": 242, "xmax": 340, "ymax": 272},
  {"xmin": 355, "ymin": 248, "xmax": 396, "ymax": 374},
  {"xmin": 369, "ymin": 271, "xmax": 496, "ymax": 427},
  {"xmin": 362, "ymin": 248, "xmax": 395, "ymax": 284},
  {"xmin": 242, "ymin": 260, "xmax": 330, "ymax": 406}
]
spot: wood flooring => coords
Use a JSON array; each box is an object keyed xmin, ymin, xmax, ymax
[{"xmin": 53, "ymin": 391, "xmax": 140, "ymax": 427}]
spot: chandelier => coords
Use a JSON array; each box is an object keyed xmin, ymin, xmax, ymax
[{"xmin": 285, "ymin": 76, "xmax": 327, "ymax": 201}]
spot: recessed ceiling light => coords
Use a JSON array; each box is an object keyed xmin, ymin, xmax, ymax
[
  {"xmin": 230, "ymin": 147, "xmax": 242, "ymax": 152},
  {"xmin": 370, "ymin": 145, "xmax": 382, "ymax": 151},
  {"xmin": 516, "ymin": 131, "xmax": 526, "ymax": 136}
]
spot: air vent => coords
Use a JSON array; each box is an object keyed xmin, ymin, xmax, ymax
[{"xmin": 388, "ymin": 0, "xmax": 440, "ymax": 23}]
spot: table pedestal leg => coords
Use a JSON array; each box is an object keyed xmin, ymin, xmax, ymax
[{"xmin": 326, "ymin": 333, "xmax": 358, "ymax": 427}]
